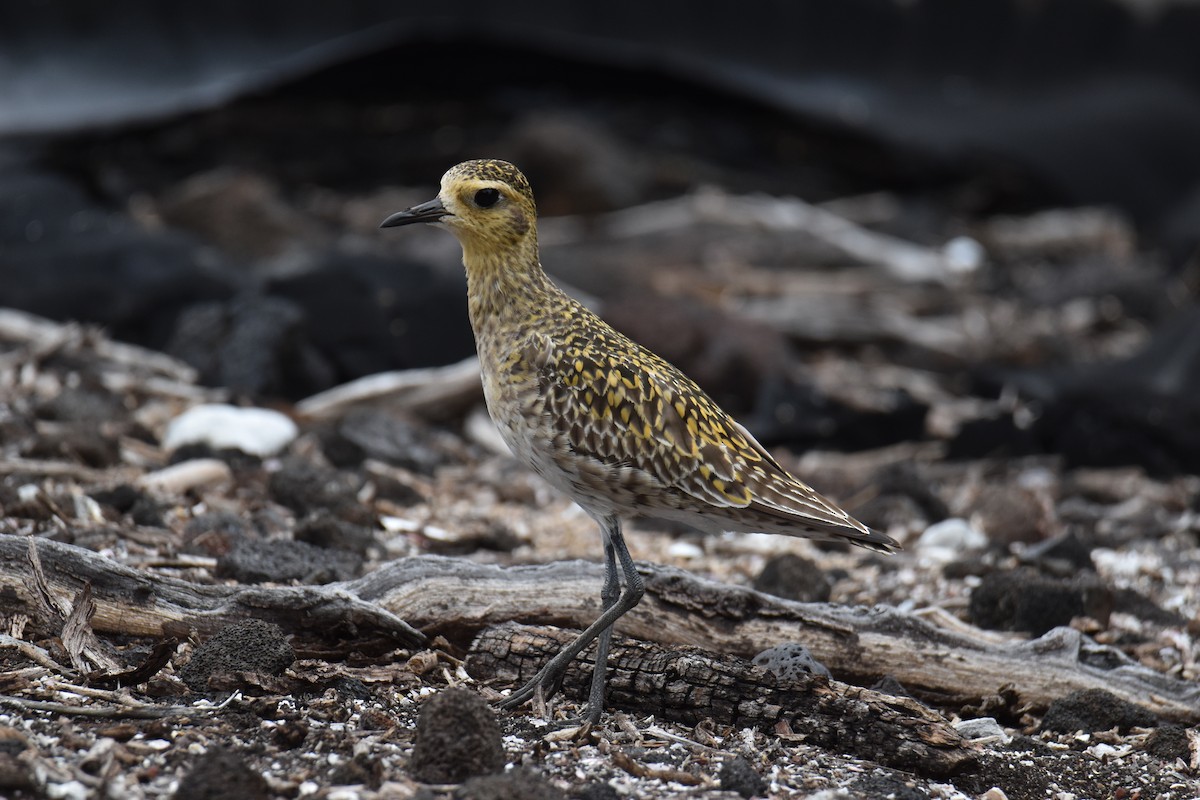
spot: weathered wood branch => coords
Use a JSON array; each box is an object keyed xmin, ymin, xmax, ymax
[
  {"xmin": 467, "ymin": 623, "xmax": 976, "ymax": 778},
  {"xmin": 354, "ymin": 557, "xmax": 1200, "ymax": 724},
  {"xmin": 295, "ymin": 356, "xmax": 483, "ymax": 423},
  {"xmin": 2, "ymin": 537, "xmax": 1195, "ymax": 725},
  {"xmin": 0, "ymin": 535, "xmax": 424, "ymax": 648}
]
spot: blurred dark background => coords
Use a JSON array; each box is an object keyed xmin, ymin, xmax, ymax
[{"xmin": 3, "ymin": 0, "xmax": 1199, "ymax": 472}]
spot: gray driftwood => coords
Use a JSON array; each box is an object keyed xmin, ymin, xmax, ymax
[
  {"xmin": 2, "ymin": 537, "xmax": 1195, "ymax": 725},
  {"xmin": 468, "ymin": 623, "xmax": 976, "ymax": 778},
  {"xmin": 0, "ymin": 535, "xmax": 424, "ymax": 648},
  {"xmin": 351, "ymin": 557, "xmax": 1200, "ymax": 725}
]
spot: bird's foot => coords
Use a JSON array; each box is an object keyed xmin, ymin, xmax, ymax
[{"xmin": 496, "ymin": 662, "xmax": 566, "ymax": 712}]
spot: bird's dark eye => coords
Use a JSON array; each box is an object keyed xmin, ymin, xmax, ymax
[{"xmin": 474, "ymin": 188, "xmax": 501, "ymax": 208}]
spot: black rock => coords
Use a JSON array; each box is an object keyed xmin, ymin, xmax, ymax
[
  {"xmin": 1112, "ymin": 587, "xmax": 1188, "ymax": 627},
  {"xmin": 182, "ymin": 511, "xmax": 256, "ymax": 556},
  {"xmin": 968, "ymin": 569, "xmax": 1112, "ymax": 636},
  {"xmin": 958, "ymin": 307, "xmax": 1200, "ymax": 477},
  {"xmin": 325, "ymin": 408, "xmax": 463, "ymax": 474},
  {"xmin": 570, "ymin": 782, "xmax": 620, "ymax": 800},
  {"xmin": 173, "ymin": 746, "xmax": 268, "ymax": 800},
  {"xmin": 267, "ymin": 459, "xmax": 371, "ymax": 525},
  {"xmin": 168, "ymin": 442, "xmax": 264, "ymax": 470},
  {"xmin": 408, "ymin": 688, "xmax": 505, "ymax": 784},
  {"xmin": 36, "ymin": 386, "xmax": 125, "ymax": 424},
  {"xmin": 1019, "ymin": 531, "xmax": 1095, "ymax": 573},
  {"xmin": 90, "ymin": 484, "xmax": 143, "ymax": 514},
  {"xmin": 870, "ymin": 675, "xmax": 915, "ymax": 700},
  {"xmin": 179, "ymin": 619, "xmax": 295, "ymax": 692},
  {"xmin": 294, "ymin": 511, "xmax": 379, "ymax": 556},
  {"xmin": 946, "ymin": 413, "xmax": 1042, "ymax": 462},
  {"xmin": 1144, "ymin": 724, "xmax": 1191, "ymax": 761},
  {"xmin": 128, "ymin": 494, "xmax": 167, "ymax": 527},
  {"xmin": 215, "ymin": 537, "xmax": 361, "ymax": 584},
  {"xmin": 718, "ymin": 756, "xmax": 767, "ymax": 799},
  {"xmin": 1041, "ymin": 688, "xmax": 1157, "ymax": 734},
  {"xmin": 0, "ymin": 170, "xmax": 242, "ymax": 352},
  {"xmin": 268, "ymin": 254, "xmax": 476, "ymax": 381},
  {"xmin": 455, "ymin": 769, "xmax": 567, "ymax": 800},
  {"xmin": 752, "ymin": 553, "xmax": 832, "ymax": 603},
  {"xmin": 850, "ymin": 774, "xmax": 929, "ymax": 800},
  {"xmin": 167, "ymin": 292, "xmax": 332, "ymax": 398},
  {"xmin": 329, "ymin": 753, "xmax": 384, "ymax": 790},
  {"xmin": 754, "ymin": 376, "xmax": 929, "ymax": 454}
]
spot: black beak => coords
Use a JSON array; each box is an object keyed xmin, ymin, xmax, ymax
[{"xmin": 379, "ymin": 198, "xmax": 450, "ymax": 228}]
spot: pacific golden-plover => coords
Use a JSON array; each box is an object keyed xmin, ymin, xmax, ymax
[{"xmin": 381, "ymin": 159, "xmax": 899, "ymax": 722}]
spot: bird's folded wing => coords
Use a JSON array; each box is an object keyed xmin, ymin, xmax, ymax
[{"xmin": 526, "ymin": 330, "xmax": 863, "ymax": 533}]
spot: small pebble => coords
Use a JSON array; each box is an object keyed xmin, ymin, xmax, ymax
[
  {"xmin": 915, "ymin": 518, "xmax": 987, "ymax": 561},
  {"xmin": 954, "ymin": 717, "xmax": 1008, "ymax": 741},
  {"xmin": 752, "ymin": 643, "xmax": 831, "ymax": 680}
]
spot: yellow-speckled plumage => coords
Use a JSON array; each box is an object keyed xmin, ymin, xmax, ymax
[{"xmin": 381, "ymin": 159, "xmax": 897, "ymax": 720}]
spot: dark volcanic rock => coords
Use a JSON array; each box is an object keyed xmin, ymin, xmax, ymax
[
  {"xmin": 215, "ymin": 537, "xmax": 362, "ymax": 584},
  {"xmin": 851, "ymin": 774, "xmax": 928, "ymax": 800},
  {"xmin": 269, "ymin": 254, "xmax": 476, "ymax": 376},
  {"xmin": 36, "ymin": 386, "xmax": 126, "ymax": 423},
  {"xmin": 1040, "ymin": 688, "xmax": 1157, "ymax": 734},
  {"xmin": 323, "ymin": 408, "xmax": 464, "ymax": 474},
  {"xmin": 968, "ymin": 569, "xmax": 1113, "ymax": 635},
  {"xmin": 1143, "ymin": 724, "xmax": 1191, "ymax": 761},
  {"xmin": 89, "ymin": 484, "xmax": 142, "ymax": 515},
  {"xmin": 0, "ymin": 726, "xmax": 33, "ymax": 793},
  {"xmin": 294, "ymin": 511, "xmax": 379, "ymax": 556},
  {"xmin": 166, "ymin": 292, "xmax": 331, "ymax": 398},
  {"xmin": 128, "ymin": 494, "xmax": 168, "ymax": 527},
  {"xmin": 179, "ymin": 619, "xmax": 295, "ymax": 691},
  {"xmin": 719, "ymin": 756, "xmax": 767, "ymax": 799},
  {"xmin": 455, "ymin": 769, "xmax": 567, "ymax": 800},
  {"xmin": 1112, "ymin": 587, "xmax": 1188, "ymax": 627},
  {"xmin": 182, "ymin": 511, "xmax": 255, "ymax": 556},
  {"xmin": 958, "ymin": 308, "xmax": 1200, "ymax": 476},
  {"xmin": 267, "ymin": 459, "xmax": 372, "ymax": 525},
  {"xmin": 0, "ymin": 170, "xmax": 241, "ymax": 352},
  {"xmin": 570, "ymin": 782, "xmax": 620, "ymax": 800},
  {"xmin": 871, "ymin": 675, "xmax": 916, "ymax": 700},
  {"xmin": 1018, "ymin": 531, "xmax": 1095, "ymax": 574},
  {"xmin": 752, "ymin": 553, "xmax": 832, "ymax": 603},
  {"xmin": 21, "ymin": 423, "xmax": 120, "ymax": 468},
  {"xmin": 329, "ymin": 752, "xmax": 384, "ymax": 790},
  {"xmin": 173, "ymin": 746, "xmax": 268, "ymax": 800},
  {"xmin": 408, "ymin": 688, "xmax": 504, "ymax": 784}
]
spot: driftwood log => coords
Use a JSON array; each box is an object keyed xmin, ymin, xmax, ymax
[
  {"xmin": 0, "ymin": 535, "xmax": 424, "ymax": 648},
  {"xmin": 468, "ymin": 624, "xmax": 976, "ymax": 777},
  {"xmin": 2, "ymin": 536, "xmax": 1196, "ymax": 726},
  {"xmin": 357, "ymin": 556, "xmax": 1200, "ymax": 724}
]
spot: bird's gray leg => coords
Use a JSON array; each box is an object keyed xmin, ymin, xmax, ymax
[
  {"xmin": 583, "ymin": 520, "xmax": 621, "ymax": 723},
  {"xmin": 497, "ymin": 515, "xmax": 644, "ymax": 717}
]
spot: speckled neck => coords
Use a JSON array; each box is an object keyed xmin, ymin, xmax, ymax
[{"xmin": 463, "ymin": 236, "xmax": 559, "ymax": 334}]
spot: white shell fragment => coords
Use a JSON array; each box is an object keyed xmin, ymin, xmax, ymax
[{"xmin": 163, "ymin": 403, "xmax": 298, "ymax": 457}]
